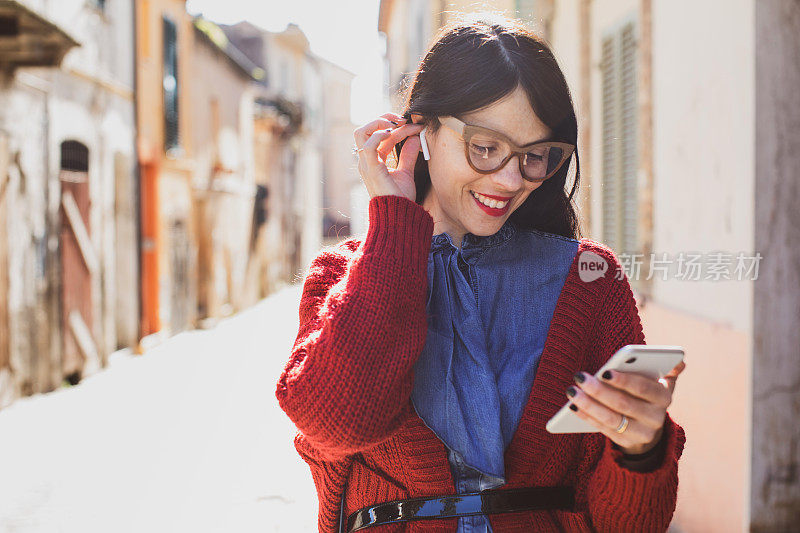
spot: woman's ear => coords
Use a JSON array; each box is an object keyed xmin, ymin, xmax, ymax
[{"xmin": 410, "ymin": 113, "xmax": 425, "ymax": 125}]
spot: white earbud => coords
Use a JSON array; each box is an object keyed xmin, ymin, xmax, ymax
[{"xmin": 419, "ymin": 126, "xmax": 431, "ymax": 161}]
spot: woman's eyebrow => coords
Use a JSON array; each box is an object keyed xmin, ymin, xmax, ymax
[
  {"xmin": 472, "ymin": 120, "xmax": 552, "ymax": 145},
  {"xmin": 504, "ymin": 130, "xmax": 553, "ymax": 146}
]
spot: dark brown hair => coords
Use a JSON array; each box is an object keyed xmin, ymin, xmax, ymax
[{"xmin": 393, "ymin": 11, "xmax": 582, "ymax": 239}]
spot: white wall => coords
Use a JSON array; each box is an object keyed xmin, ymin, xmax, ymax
[
  {"xmin": 548, "ymin": 0, "xmax": 581, "ymax": 89},
  {"xmin": 0, "ymin": 80, "xmax": 50, "ymax": 380},
  {"xmin": 319, "ymin": 59, "xmax": 358, "ymax": 236},
  {"xmin": 299, "ymin": 58, "xmax": 324, "ymax": 272},
  {"xmin": 651, "ymin": 0, "xmax": 754, "ymax": 332}
]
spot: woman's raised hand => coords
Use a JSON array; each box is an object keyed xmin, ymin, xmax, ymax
[{"xmin": 353, "ymin": 112, "xmax": 425, "ymax": 202}]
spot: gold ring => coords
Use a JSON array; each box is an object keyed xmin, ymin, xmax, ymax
[{"xmin": 615, "ymin": 415, "xmax": 629, "ymax": 433}]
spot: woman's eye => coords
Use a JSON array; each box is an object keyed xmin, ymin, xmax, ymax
[
  {"xmin": 470, "ymin": 144, "xmax": 496, "ymax": 153},
  {"xmin": 525, "ymin": 152, "xmax": 544, "ymax": 161}
]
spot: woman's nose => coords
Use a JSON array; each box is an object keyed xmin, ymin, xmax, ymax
[{"xmin": 489, "ymin": 154, "xmax": 527, "ymax": 191}]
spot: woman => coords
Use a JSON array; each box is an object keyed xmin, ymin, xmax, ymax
[{"xmin": 276, "ymin": 12, "xmax": 686, "ymax": 533}]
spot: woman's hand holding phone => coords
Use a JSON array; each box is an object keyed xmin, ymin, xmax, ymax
[
  {"xmin": 567, "ymin": 359, "xmax": 686, "ymax": 455},
  {"xmin": 353, "ymin": 112, "xmax": 425, "ymax": 202}
]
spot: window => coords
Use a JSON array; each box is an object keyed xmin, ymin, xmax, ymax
[
  {"xmin": 163, "ymin": 16, "xmax": 179, "ymax": 154},
  {"xmin": 60, "ymin": 140, "xmax": 90, "ymax": 173},
  {"xmin": 601, "ymin": 21, "xmax": 637, "ymax": 255},
  {"xmin": 0, "ymin": 16, "xmax": 19, "ymax": 37}
]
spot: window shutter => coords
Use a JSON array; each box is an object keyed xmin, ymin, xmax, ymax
[
  {"xmin": 601, "ymin": 21, "xmax": 638, "ymax": 255},
  {"xmin": 601, "ymin": 35, "xmax": 618, "ymax": 252},
  {"xmin": 163, "ymin": 16, "xmax": 179, "ymax": 153},
  {"xmin": 620, "ymin": 24, "xmax": 638, "ymax": 255}
]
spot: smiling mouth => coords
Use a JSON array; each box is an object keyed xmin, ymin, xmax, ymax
[{"xmin": 470, "ymin": 190, "xmax": 512, "ymax": 209}]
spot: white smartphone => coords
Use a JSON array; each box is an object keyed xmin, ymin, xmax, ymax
[{"xmin": 545, "ymin": 344, "xmax": 684, "ymax": 434}]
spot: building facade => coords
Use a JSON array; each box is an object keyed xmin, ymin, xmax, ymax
[
  {"xmin": 0, "ymin": 0, "xmax": 137, "ymax": 405},
  {"xmin": 0, "ymin": 1, "xmax": 356, "ymax": 409},
  {"xmin": 135, "ymin": 0, "xmax": 199, "ymax": 337},
  {"xmin": 224, "ymin": 21, "xmax": 351, "ymax": 283},
  {"xmin": 316, "ymin": 56, "xmax": 359, "ymax": 247},
  {"xmin": 190, "ymin": 16, "xmax": 260, "ymax": 321}
]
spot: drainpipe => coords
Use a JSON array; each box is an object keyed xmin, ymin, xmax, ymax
[{"xmin": 132, "ymin": 0, "xmax": 144, "ymax": 347}]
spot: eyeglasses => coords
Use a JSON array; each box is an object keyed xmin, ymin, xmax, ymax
[{"xmin": 436, "ymin": 116, "xmax": 575, "ymax": 182}]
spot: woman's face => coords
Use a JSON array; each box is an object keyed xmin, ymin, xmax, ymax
[{"xmin": 420, "ymin": 84, "xmax": 552, "ymax": 247}]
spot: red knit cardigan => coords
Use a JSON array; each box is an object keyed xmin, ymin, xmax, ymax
[{"xmin": 276, "ymin": 195, "xmax": 686, "ymax": 532}]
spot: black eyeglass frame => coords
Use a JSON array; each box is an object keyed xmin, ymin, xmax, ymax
[{"xmin": 436, "ymin": 116, "xmax": 576, "ymax": 182}]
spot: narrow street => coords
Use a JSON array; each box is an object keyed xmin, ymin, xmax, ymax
[{"xmin": 0, "ymin": 286, "xmax": 318, "ymax": 533}]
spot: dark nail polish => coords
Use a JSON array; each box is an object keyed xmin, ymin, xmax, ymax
[
  {"xmin": 569, "ymin": 404, "xmax": 579, "ymax": 412},
  {"xmin": 573, "ymin": 372, "xmax": 585, "ymax": 384},
  {"xmin": 566, "ymin": 386, "xmax": 577, "ymax": 398},
  {"xmin": 602, "ymin": 370, "xmax": 612, "ymax": 380}
]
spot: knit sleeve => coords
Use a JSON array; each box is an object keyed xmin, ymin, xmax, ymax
[
  {"xmin": 576, "ymin": 248, "xmax": 686, "ymax": 532},
  {"xmin": 614, "ymin": 424, "xmax": 669, "ymax": 472},
  {"xmin": 275, "ymin": 194, "xmax": 434, "ymax": 462}
]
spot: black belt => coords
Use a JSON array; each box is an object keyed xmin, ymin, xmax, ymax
[{"xmin": 343, "ymin": 485, "xmax": 575, "ymax": 532}]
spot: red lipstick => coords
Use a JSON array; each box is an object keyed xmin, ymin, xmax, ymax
[
  {"xmin": 470, "ymin": 191, "xmax": 511, "ymax": 216},
  {"xmin": 471, "ymin": 191, "xmax": 514, "ymax": 201}
]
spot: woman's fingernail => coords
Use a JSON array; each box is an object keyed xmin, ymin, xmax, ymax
[
  {"xmin": 602, "ymin": 370, "xmax": 612, "ymax": 380},
  {"xmin": 573, "ymin": 372, "xmax": 585, "ymax": 384},
  {"xmin": 566, "ymin": 386, "xmax": 577, "ymax": 398},
  {"xmin": 569, "ymin": 404, "xmax": 579, "ymax": 412}
]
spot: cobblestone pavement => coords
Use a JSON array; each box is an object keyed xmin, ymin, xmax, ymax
[{"xmin": 0, "ymin": 285, "xmax": 319, "ymax": 533}]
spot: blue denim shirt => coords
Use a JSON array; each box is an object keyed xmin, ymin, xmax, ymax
[{"xmin": 410, "ymin": 219, "xmax": 579, "ymax": 533}]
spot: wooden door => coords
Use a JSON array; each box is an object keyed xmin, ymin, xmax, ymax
[{"xmin": 59, "ymin": 141, "xmax": 96, "ymax": 384}]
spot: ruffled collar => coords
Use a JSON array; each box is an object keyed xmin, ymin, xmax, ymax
[{"xmin": 430, "ymin": 221, "xmax": 517, "ymax": 254}]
